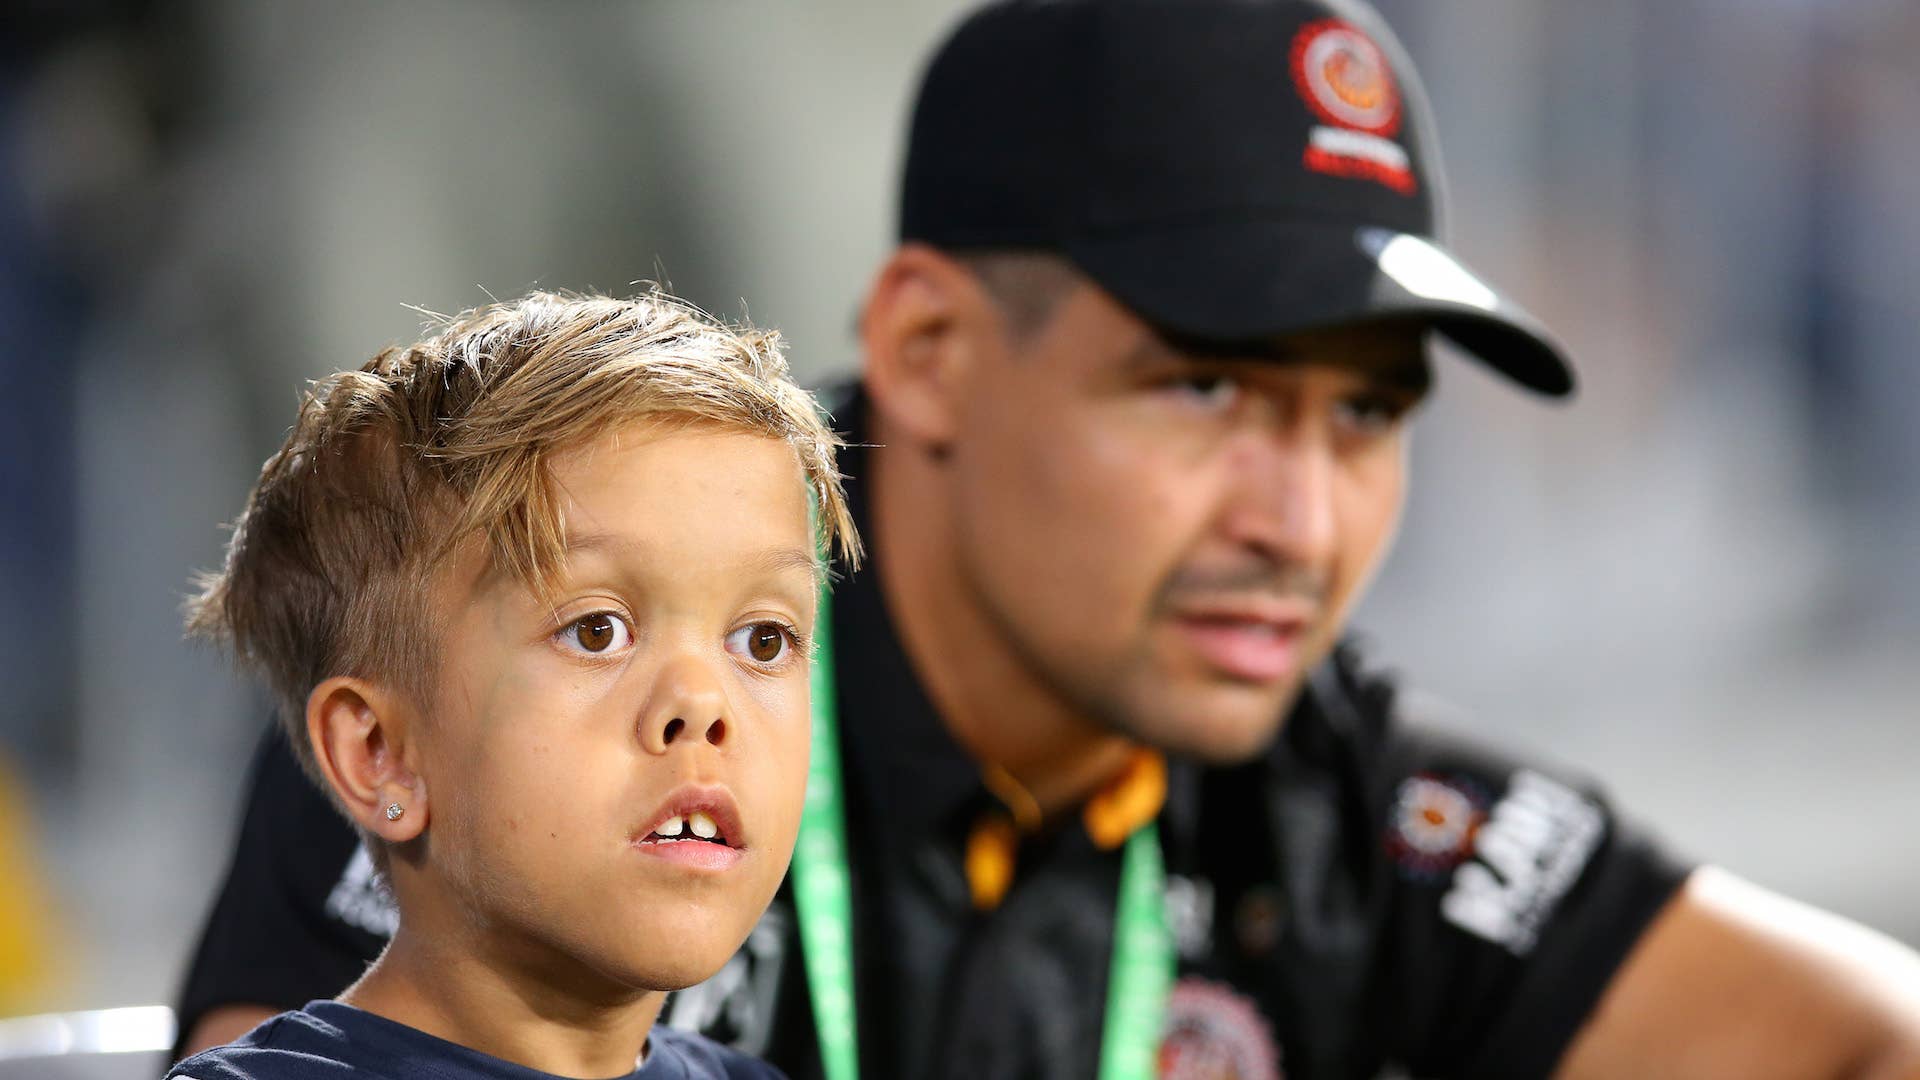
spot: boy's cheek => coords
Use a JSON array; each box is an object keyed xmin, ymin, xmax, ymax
[{"xmin": 735, "ymin": 725, "xmax": 809, "ymax": 863}]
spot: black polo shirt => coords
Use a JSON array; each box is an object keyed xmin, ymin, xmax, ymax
[{"xmin": 176, "ymin": 395, "xmax": 1688, "ymax": 1079}]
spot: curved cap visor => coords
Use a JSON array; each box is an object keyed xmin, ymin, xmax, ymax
[{"xmin": 1064, "ymin": 221, "xmax": 1576, "ymax": 397}]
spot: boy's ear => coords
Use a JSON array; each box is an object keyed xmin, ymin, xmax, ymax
[
  {"xmin": 306, "ymin": 677, "xmax": 428, "ymax": 843},
  {"xmin": 858, "ymin": 243, "xmax": 1002, "ymax": 451}
]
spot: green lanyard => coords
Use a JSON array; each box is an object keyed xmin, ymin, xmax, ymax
[{"xmin": 793, "ymin": 588, "xmax": 1175, "ymax": 1080}]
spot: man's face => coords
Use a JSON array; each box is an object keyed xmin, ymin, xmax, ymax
[
  {"xmin": 411, "ymin": 423, "xmax": 816, "ymax": 993},
  {"xmin": 946, "ymin": 285, "xmax": 1426, "ymax": 763}
]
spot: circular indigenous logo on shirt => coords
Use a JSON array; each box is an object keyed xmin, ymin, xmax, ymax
[
  {"xmin": 1385, "ymin": 773, "xmax": 1489, "ymax": 880},
  {"xmin": 1289, "ymin": 19, "xmax": 1402, "ymax": 136},
  {"xmin": 1157, "ymin": 977, "xmax": 1284, "ymax": 1080}
]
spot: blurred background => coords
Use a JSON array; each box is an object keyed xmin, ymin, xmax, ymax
[{"xmin": 1, "ymin": 0, "xmax": 1915, "ymax": 1066}]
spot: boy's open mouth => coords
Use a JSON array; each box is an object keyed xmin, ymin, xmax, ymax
[
  {"xmin": 631, "ymin": 785, "xmax": 747, "ymax": 865},
  {"xmin": 642, "ymin": 810, "xmax": 733, "ymax": 848}
]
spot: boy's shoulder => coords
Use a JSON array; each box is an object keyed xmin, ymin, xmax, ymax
[
  {"xmin": 165, "ymin": 1006, "xmax": 362, "ymax": 1079},
  {"xmin": 164, "ymin": 1003, "xmax": 786, "ymax": 1080},
  {"xmin": 648, "ymin": 1026, "xmax": 789, "ymax": 1080}
]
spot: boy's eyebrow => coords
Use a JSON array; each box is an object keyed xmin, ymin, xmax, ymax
[
  {"xmin": 562, "ymin": 532, "xmax": 825, "ymax": 584},
  {"xmin": 559, "ymin": 531, "xmax": 635, "ymax": 560},
  {"xmin": 755, "ymin": 545, "xmax": 829, "ymax": 584}
]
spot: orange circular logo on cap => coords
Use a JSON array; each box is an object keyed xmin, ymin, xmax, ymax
[{"xmin": 1290, "ymin": 20, "xmax": 1401, "ymax": 136}]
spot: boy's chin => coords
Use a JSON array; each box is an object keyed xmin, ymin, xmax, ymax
[
  {"xmin": 602, "ymin": 941, "xmax": 745, "ymax": 994},
  {"xmin": 580, "ymin": 910, "xmax": 761, "ymax": 992}
]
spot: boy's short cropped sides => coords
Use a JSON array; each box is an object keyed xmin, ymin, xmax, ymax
[{"xmin": 186, "ymin": 289, "xmax": 859, "ymax": 787}]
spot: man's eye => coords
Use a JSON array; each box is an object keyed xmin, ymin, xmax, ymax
[
  {"xmin": 1166, "ymin": 373, "xmax": 1242, "ymax": 411},
  {"xmin": 726, "ymin": 621, "xmax": 795, "ymax": 665},
  {"xmin": 1335, "ymin": 393, "xmax": 1410, "ymax": 436},
  {"xmin": 563, "ymin": 612, "xmax": 632, "ymax": 654}
]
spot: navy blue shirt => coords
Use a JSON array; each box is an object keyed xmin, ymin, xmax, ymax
[{"xmin": 167, "ymin": 1001, "xmax": 786, "ymax": 1080}]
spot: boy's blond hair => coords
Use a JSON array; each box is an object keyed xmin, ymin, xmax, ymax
[{"xmin": 188, "ymin": 290, "xmax": 859, "ymax": 783}]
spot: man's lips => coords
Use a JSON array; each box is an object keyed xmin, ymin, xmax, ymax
[
  {"xmin": 631, "ymin": 783, "xmax": 746, "ymax": 872},
  {"xmin": 1166, "ymin": 598, "xmax": 1315, "ymax": 683}
]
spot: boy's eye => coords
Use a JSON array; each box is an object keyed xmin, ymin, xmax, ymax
[
  {"xmin": 566, "ymin": 612, "xmax": 631, "ymax": 654},
  {"xmin": 726, "ymin": 621, "xmax": 793, "ymax": 665}
]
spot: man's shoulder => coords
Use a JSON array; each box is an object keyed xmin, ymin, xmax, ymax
[
  {"xmin": 1280, "ymin": 638, "xmax": 1407, "ymax": 765},
  {"xmin": 1244, "ymin": 640, "xmax": 1694, "ymax": 1074},
  {"xmin": 650, "ymin": 1026, "xmax": 789, "ymax": 1079},
  {"xmin": 1292, "ymin": 639, "xmax": 1626, "ymax": 842},
  {"xmin": 1294, "ymin": 639, "xmax": 1550, "ymax": 780}
]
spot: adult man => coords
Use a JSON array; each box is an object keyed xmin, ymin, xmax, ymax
[{"xmin": 178, "ymin": 0, "xmax": 1920, "ymax": 1077}]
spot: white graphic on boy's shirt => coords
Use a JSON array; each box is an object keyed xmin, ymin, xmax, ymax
[
  {"xmin": 325, "ymin": 842, "xmax": 399, "ymax": 938},
  {"xmin": 662, "ymin": 903, "xmax": 789, "ymax": 1056}
]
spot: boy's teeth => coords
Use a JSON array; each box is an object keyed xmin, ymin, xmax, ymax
[
  {"xmin": 645, "ymin": 810, "xmax": 722, "ymax": 842},
  {"xmin": 690, "ymin": 811, "xmax": 719, "ymax": 840}
]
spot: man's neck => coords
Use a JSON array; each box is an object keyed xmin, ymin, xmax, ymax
[
  {"xmin": 868, "ymin": 434, "xmax": 1137, "ymax": 821},
  {"xmin": 342, "ymin": 912, "xmax": 663, "ymax": 1078}
]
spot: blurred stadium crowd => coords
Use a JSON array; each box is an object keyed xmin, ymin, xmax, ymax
[{"xmin": 1, "ymin": 0, "xmax": 1915, "ymax": 1022}]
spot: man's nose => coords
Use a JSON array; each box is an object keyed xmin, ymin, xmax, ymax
[
  {"xmin": 1219, "ymin": 422, "xmax": 1339, "ymax": 568},
  {"xmin": 636, "ymin": 653, "xmax": 732, "ymax": 753}
]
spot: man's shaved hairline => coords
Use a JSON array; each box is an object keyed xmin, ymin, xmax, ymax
[
  {"xmin": 952, "ymin": 250, "xmax": 1431, "ymax": 400},
  {"xmin": 950, "ymin": 249, "xmax": 1085, "ymax": 340}
]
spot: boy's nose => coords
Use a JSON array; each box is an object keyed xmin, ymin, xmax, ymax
[{"xmin": 637, "ymin": 656, "xmax": 731, "ymax": 753}]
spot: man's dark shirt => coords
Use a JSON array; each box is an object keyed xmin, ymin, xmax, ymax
[
  {"xmin": 176, "ymin": 394, "xmax": 1689, "ymax": 1079},
  {"xmin": 166, "ymin": 1000, "xmax": 784, "ymax": 1080}
]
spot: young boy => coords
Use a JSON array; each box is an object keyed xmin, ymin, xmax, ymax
[{"xmin": 169, "ymin": 291, "xmax": 857, "ymax": 1080}]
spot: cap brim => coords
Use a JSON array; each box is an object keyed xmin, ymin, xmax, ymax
[{"xmin": 1064, "ymin": 221, "xmax": 1576, "ymax": 397}]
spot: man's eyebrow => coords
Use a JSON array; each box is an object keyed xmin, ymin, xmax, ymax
[
  {"xmin": 1119, "ymin": 330, "xmax": 1183, "ymax": 371},
  {"xmin": 1121, "ymin": 325, "xmax": 1275, "ymax": 370},
  {"xmin": 1358, "ymin": 351, "xmax": 1433, "ymax": 397},
  {"xmin": 1122, "ymin": 328, "xmax": 1432, "ymax": 395}
]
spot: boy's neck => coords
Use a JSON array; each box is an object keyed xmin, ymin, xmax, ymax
[{"xmin": 342, "ymin": 921, "xmax": 666, "ymax": 1077}]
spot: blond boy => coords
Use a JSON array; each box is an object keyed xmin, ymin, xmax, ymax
[{"xmin": 170, "ymin": 291, "xmax": 856, "ymax": 1080}]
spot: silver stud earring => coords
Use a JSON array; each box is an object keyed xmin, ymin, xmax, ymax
[{"xmin": 385, "ymin": 803, "xmax": 405, "ymax": 821}]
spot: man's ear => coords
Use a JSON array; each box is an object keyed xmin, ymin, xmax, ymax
[
  {"xmin": 858, "ymin": 243, "xmax": 1003, "ymax": 450},
  {"xmin": 306, "ymin": 677, "xmax": 428, "ymax": 843}
]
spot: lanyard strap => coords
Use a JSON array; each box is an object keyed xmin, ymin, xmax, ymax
[
  {"xmin": 792, "ymin": 587, "xmax": 1174, "ymax": 1080},
  {"xmin": 794, "ymin": 585, "xmax": 859, "ymax": 1080},
  {"xmin": 1099, "ymin": 823, "xmax": 1174, "ymax": 1080}
]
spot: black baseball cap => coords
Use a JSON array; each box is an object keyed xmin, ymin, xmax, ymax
[{"xmin": 900, "ymin": 0, "xmax": 1575, "ymax": 396}]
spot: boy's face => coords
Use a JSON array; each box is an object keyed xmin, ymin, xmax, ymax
[{"xmin": 409, "ymin": 422, "xmax": 817, "ymax": 993}]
